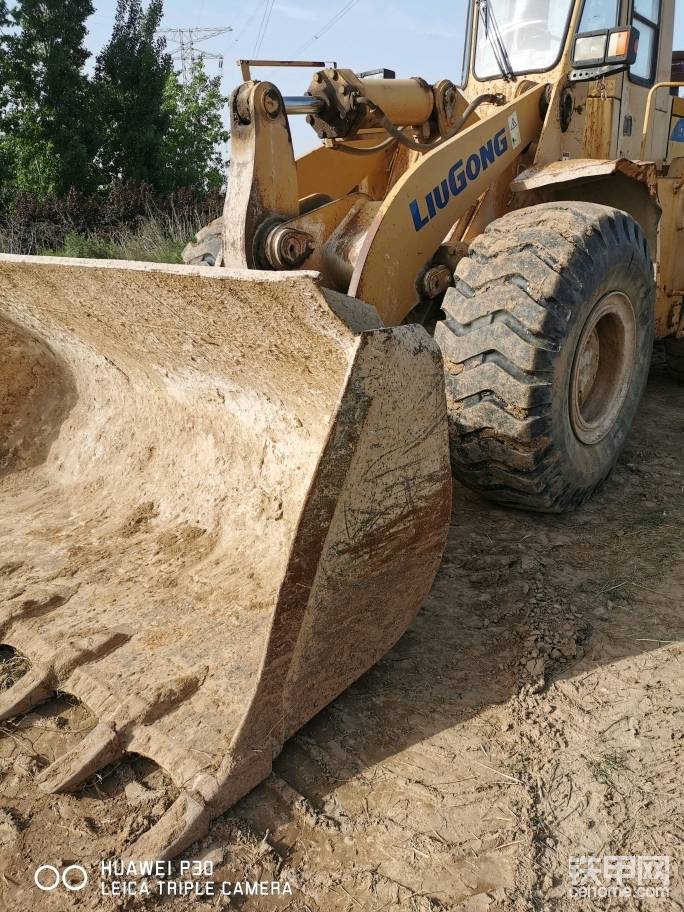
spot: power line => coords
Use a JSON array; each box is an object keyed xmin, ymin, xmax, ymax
[
  {"xmin": 295, "ymin": 0, "xmax": 363, "ymax": 56},
  {"xmin": 159, "ymin": 27, "xmax": 233, "ymax": 83},
  {"xmin": 232, "ymin": 0, "xmax": 269, "ymax": 47},
  {"xmin": 253, "ymin": 0, "xmax": 276, "ymax": 57}
]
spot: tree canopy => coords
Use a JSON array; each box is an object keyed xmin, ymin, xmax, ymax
[
  {"xmin": 3, "ymin": 0, "xmax": 98, "ymax": 194},
  {"xmin": 159, "ymin": 63, "xmax": 229, "ymax": 194},
  {"xmin": 95, "ymin": 0, "xmax": 171, "ymax": 187},
  {"xmin": 0, "ymin": 0, "xmax": 228, "ymax": 197}
]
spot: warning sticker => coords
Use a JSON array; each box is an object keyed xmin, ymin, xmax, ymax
[{"xmin": 508, "ymin": 111, "xmax": 521, "ymax": 150}]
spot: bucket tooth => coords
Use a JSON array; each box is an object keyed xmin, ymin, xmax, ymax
[
  {"xmin": 37, "ymin": 722, "xmax": 122, "ymax": 793},
  {"xmin": 56, "ymin": 630, "xmax": 131, "ymax": 677},
  {"xmin": 36, "ymin": 668, "xmax": 212, "ymax": 795},
  {"xmin": 0, "ymin": 630, "xmax": 130, "ymax": 725},
  {"xmin": 124, "ymin": 791, "xmax": 210, "ymax": 863},
  {"xmin": 0, "ymin": 666, "xmax": 52, "ymax": 722},
  {"xmin": 140, "ymin": 667, "xmax": 209, "ymax": 723},
  {"xmin": 124, "ymin": 755, "xmax": 272, "ymax": 862}
]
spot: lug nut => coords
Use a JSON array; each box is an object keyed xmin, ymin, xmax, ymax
[{"xmin": 420, "ymin": 265, "xmax": 453, "ymax": 299}]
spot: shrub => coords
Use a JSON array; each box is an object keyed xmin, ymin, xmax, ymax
[{"xmin": 0, "ymin": 183, "xmax": 223, "ymax": 258}]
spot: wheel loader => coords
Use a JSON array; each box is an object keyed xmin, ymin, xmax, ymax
[{"xmin": 1, "ymin": 0, "xmax": 683, "ymax": 865}]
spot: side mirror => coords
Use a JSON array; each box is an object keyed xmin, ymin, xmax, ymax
[{"xmin": 570, "ymin": 26, "xmax": 639, "ymax": 83}]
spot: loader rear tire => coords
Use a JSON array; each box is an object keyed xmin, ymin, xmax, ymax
[
  {"xmin": 434, "ymin": 202, "xmax": 654, "ymax": 513},
  {"xmin": 664, "ymin": 337, "xmax": 684, "ymax": 382}
]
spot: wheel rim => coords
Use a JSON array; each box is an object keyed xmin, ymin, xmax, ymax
[{"xmin": 569, "ymin": 291, "xmax": 636, "ymax": 446}]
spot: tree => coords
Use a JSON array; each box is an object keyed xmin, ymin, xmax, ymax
[
  {"xmin": 0, "ymin": 2, "xmax": 9, "ymax": 188},
  {"xmin": 95, "ymin": 0, "xmax": 172, "ymax": 189},
  {"xmin": 0, "ymin": 2, "xmax": 8, "ymax": 63},
  {"xmin": 0, "ymin": 2, "xmax": 9, "ymax": 96},
  {"xmin": 3, "ymin": 0, "xmax": 98, "ymax": 194},
  {"xmin": 159, "ymin": 62, "xmax": 228, "ymax": 194}
]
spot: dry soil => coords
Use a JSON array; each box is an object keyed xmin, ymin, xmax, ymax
[{"xmin": 0, "ymin": 353, "xmax": 682, "ymax": 912}]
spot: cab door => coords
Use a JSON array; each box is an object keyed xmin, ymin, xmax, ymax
[{"xmin": 617, "ymin": 0, "xmax": 674, "ymax": 161}]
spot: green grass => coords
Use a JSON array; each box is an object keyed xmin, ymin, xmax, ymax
[
  {"xmin": 32, "ymin": 209, "xmax": 206, "ymax": 264},
  {"xmin": 589, "ymin": 750, "xmax": 628, "ymax": 789},
  {"xmin": 38, "ymin": 225, "xmax": 187, "ymax": 264}
]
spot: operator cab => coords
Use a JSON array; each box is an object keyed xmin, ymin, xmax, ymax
[{"xmin": 461, "ymin": 0, "xmax": 681, "ymax": 162}]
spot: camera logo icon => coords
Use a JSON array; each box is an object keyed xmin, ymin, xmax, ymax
[{"xmin": 34, "ymin": 864, "xmax": 89, "ymax": 892}]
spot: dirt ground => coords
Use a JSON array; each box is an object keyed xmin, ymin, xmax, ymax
[{"xmin": 0, "ymin": 353, "xmax": 682, "ymax": 912}]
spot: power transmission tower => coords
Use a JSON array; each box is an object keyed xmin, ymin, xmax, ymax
[{"xmin": 159, "ymin": 28, "xmax": 233, "ymax": 83}]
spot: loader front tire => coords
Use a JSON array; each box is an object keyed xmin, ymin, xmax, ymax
[
  {"xmin": 664, "ymin": 337, "xmax": 684, "ymax": 382},
  {"xmin": 435, "ymin": 203, "xmax": 654, "ymax": 513}
]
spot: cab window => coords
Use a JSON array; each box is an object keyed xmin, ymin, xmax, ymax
[
  {"xmin": 578, "ymin": 0, "xmax": 619, "ymax": 32},
  {"xmin": 631, "ymin": 0, "xmax": 661, "ymax": 84},
  {"xmin": 474, "ymin": 0, "xmax": 574, "ymax": 79}
]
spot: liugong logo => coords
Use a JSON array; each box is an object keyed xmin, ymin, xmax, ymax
[{"xmin": 408, "ymin": 127, "xmax": 509, "ymax": 232}]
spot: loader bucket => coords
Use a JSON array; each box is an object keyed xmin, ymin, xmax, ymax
[{"xmin": 0, "ymin": 255, "xmax": 451, "ymax": 861}]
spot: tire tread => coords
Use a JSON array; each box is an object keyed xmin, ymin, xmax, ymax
[{"xmin": 435, "ymin": 202, "xmax": 653, "ymax": 512}]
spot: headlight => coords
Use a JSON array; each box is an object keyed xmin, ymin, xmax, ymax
[{"xmin": 573, "ymin": 33, "xmax": 608, "ymax": 65}]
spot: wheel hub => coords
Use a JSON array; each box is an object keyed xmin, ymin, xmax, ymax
[
  {"xmin": 569, "ymin": 291, "xmax": 636, "ymax": 446},
  {"xmin": 575, "ymin": 327, "xmax": 600, "ymax": 405}
]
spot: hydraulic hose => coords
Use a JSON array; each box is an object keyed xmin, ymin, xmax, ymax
[
  {"xmin": 330, "ymin": 135, "xmax": 399, "ymax": 156},
  {"xmin": 335, "ymin": 92, "xmax": 505, "ymax": 155}
]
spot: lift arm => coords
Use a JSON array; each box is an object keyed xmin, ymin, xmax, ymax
[
  {"xmin": 224, "ymin": 72, "xmax": 546, "ymax": 325},
  {"xmin": 350, "ymin": 82, "xmax": 547, "ymax": 323}
]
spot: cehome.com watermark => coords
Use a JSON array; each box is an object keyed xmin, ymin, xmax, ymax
[
  {"xmin": 34, "ymin": 859, "xmax": 293, "ymax": 899},
  {"xmin": 568, "ymin": 855, "xmax": 671, "ymax": 900}
]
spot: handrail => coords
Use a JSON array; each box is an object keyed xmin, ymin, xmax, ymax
[{"xmin": 640, "ymin": 81, "xmax": 684, "ymax": 158}]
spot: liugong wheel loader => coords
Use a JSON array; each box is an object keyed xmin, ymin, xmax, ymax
[
  {"xmin": 0, "ymin": 0, "xmax": 682, "ymax": 863},
  {"xmin": 188, "ymin": 0, "xmax": 684, "ymax": 511}
]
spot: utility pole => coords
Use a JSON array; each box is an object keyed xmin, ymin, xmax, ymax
[{"xmin": 158, "ymin": 27, "xmax": 233, "ymax": 83}]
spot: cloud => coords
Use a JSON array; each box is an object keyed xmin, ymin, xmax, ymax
[{"xmin": 275, "ymin": 2, "xmax": 318, "ymax": 23}]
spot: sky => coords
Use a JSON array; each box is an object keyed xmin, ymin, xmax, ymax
[
  {"xmin": 85, "ymin": 1, "xmax": 472, "ymax": 85},
  {"xmin": 85, "ymin": 0, "xmax": 684, "ymax": 153},
  {"xmin": 86, "ymin": 0, "xmax": 470, "ymax": 151}
]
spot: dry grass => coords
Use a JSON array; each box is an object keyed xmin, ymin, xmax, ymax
[
  {"xmin": 32, "ymin": 210, "xmax": 206, "ymax": 263},
  {"xmin": 0, "ymin": 647, "xmax": 29, "ymax": 691},
  {"xmin": 0, "ymin": 185, "xmax": 222, "ymax": 262}
]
